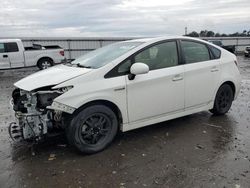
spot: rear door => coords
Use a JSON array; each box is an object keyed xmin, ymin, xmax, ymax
[
  {"xmin": 180, "ymin": 40, "xmax": 221, "ymax": 109},
  {"xmin": 5, "ymin": 42, "xmax": 25, "ymax": 68},
  {"xmin": 0, "ymin": 43, "xmax": 10, "ymax": 69}
]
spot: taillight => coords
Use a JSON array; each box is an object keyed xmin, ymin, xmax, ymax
[
  {"xmin": 59, "ymin": 50, "xmax": 64, "ymax": 56},
  {"xmin": 234, "ymin": 60, "xmax": 238, "ymax": 66}
]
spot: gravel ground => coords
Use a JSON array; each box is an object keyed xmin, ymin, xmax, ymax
[{"xmin": 0, "ymin": 56, "xmax": 250, "ymax": 188}]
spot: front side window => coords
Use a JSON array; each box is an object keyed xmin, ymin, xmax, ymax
[
  {"xmin": 134, "ymin": 41, "xmax": 178, "ymax": 70},
  {"xmin": 4, "ymin": 42, "xmax": 19, "ymax": 52},
  {"xmin": 118, "ymin": 59, "xmax": 132, "ymax": 74},
  {"xmin": 0, "ymin": 43, "xmax": 5, "ymax": 53},
  {"xmin": 181, "ymin": 41, "xmax": 210, "ymax": 64}
]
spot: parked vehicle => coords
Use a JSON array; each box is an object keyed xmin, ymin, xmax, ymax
[
  {"xmin": 244, "ymin": 46, "xmax": 250, "ymax": 57},
  {"xmin": 0, "ymin": 39, "xmax": 65, "ymax": 70},
  {"xmin": 9, "ymin": 36, "xmax": 241, "ymax": 154},
  {"xmin": 208, "ymin": 40, "xmax": 236, "ymax": 54}
]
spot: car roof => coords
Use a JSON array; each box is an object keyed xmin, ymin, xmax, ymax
[
  {"xmin": 0, "ymin": 39, "xmax": 21, "ymax": 43},
  {"xmin": 125, "ymin": 36, "xmax": 207, "ymax": 44}
]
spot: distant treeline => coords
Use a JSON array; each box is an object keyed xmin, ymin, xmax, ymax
[{"xmin": 185, "ymin": 30, "xmax": 250, "ymax": 37}]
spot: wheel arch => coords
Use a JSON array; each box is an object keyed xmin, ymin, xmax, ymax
[
  {"xmin": 215, "ymin": 80, "xmax": 236, "ymax": 100},
  {"xmin": 73, "ymin": 99, "xmax": 123, "ymax": 127},
  {"xmin": 37, "ymin": 56, "xmax": 54, "ymax": 66},
  {"xmin": 222, "ymin": 81, "xmax": 236, "ymax": 97}
]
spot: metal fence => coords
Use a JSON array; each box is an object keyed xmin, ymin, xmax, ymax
[
  {"xmin": 2, "ymin": 37, "xmax": 250, "ymax": 60},
  {"xmin": 201, "ymin": 37, "xmax": 250, "ymax": 53},
  {"xmin": 20, "ymin": 37, "xmax": 134, "ymax": 60}
]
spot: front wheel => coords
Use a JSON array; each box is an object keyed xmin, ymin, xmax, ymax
[
  {"xmin": 210, "ymin": 84, "xmax": 234, "ymax": 115},
  {"xmin": 66, "ymin": 105, "xmax": 118, "ymax": 154}
]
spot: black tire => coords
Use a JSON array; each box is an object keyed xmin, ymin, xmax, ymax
[
  {"xmin": 37, "ymin": 58, "xmax": 53, "ymax": 70},
  {"xmin": 210, "ymin": 84, "xmax": 234, "ymax": 115},
  {"xmin": 66, "ymin": 105, "xmax": 118, "ymax": 154}
]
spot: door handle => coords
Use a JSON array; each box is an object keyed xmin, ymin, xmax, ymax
[
  {"xmin": 3, "ymin": 54, "xmax": 8, "ymax": 58},
  {"xmin": 211, "ymin": 66, "xmax": 219, "ymax": 72},
  {"xmin": 114, "ymin": 86, "xmax": 125, "ymax": 91},
  {"xmin": 172, "ymin": 74, "xmax": 183, "ymax": 81}
]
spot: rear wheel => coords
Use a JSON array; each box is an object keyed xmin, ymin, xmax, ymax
[
  {"xmin": 210, "ymin": 84, "xmax": 234, "ymax": 115},
  {"xmin": 67, "ymin": 105, "xmax": 118, "ymax": 154},
  {"xmin": 37, "ymin": 58, "xmax": 53, "ymax": 70}
]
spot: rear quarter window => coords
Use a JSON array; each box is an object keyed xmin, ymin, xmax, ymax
[{"xmin": 209, "ymin": 45, "xmax": 221, "ymax": 59}]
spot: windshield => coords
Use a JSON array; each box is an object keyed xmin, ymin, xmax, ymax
[{"xmin": 71, "ymin": 41, "xmax": 143, "ymax": 68}]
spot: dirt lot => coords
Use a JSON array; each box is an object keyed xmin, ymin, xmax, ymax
[{"xmin": 0, "ymin": 56, "xmax": 250, "ymax": 188}]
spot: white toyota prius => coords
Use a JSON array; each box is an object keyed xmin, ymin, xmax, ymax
[{"xmin": 10, "ymin": 36, "xmax": 241, "ymax": 153}]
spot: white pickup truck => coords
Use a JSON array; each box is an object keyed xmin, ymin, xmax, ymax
[{"xmin": 0, "ymin": 39, "xmax": 65, "ymax": 70}]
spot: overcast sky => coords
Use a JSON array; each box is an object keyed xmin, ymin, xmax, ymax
[{"xmin": 0, "ymin": 0, "xmax": 249, "ymax": 37}]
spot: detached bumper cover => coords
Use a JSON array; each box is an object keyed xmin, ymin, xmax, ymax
[{"xmin": 47, "ymin": 101, "xmax": 76, "ymax": 114}]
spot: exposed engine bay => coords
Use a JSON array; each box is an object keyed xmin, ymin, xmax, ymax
[{"xmin": 9, "ymin": 87, "xmax": 66, "ymax": 142}]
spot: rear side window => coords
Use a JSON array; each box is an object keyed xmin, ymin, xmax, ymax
[
  {"xmin": 0, "ymin": 43, "xmax": 4, "ymax": 53},
  {"xmin": 181, "ymin": 41, "xmax": 210, "ymax": 64},
  {"xmin": 4, "ymin": 42, "xmax": 19, "ymax": 52},
  {"xmin": 209, "ymin": 45, "xmax": 221, "ymax": 59}
]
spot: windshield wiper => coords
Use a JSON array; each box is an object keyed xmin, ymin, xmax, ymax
[{"xmin": 76, "ymin": 63, "xmax": 92, "ymax": 68}]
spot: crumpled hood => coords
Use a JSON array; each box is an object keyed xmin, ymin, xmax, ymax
[{"xmin": 14, "ymin": 64, "xmax": 92, "ymax": 91}]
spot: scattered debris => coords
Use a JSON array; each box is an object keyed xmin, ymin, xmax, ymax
[
  {"xmin": 142, "ymin": 153, "xmax": 147, "ymax": 157},
  {"xmin": 153, "ymin": 177, "xmax": 166, "ymax": 185},
  {"xmin": 203, "ymin": 130, "xmax": 207, "ymax": 134},
  {"xmin": 121, "ymin": 153, "xmax": 125, "ymax": 157},
  {"xmin": 48, "ymin": 153, "xmax": 56, "ymax": 161},
  {"xmin": 133, "ymin": 181, "xmax": 138, "ymax": 185},
  {"xmin": 203, "ymin": 123, "xmax": 222, "ymax": 129},
  {"xmin": 195, "ymin": 144, "xmax": 205, "ymax": 150},
  {"xmin": 30, "ymin": 145, "xmax": 36, "ymax": 156},
  {"xmin": 112, "ymin": 171, "xmax": 117, "ymax": 174},
  {"xmin": 234, "ymin": 177, "xmax": 239, "ymax": 181},
  {"xmin": 240, "ymin": 173, "xmax": 246, "ymax": 177},
  {"xmin": 235, "ymin": 184, "xmax": 240, "ymax": 188}
]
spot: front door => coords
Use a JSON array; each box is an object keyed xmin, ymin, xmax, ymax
[
  {"xmin": 126, "ymin": 41, "xmax": 185, "ymax": 123},
  {"xmin": 0, "ymin": 43, "xmax": 10, "ymax": 69},
  {"xmin": 5, "ymin": 42, "xmax": 25, "ymax": 68}
]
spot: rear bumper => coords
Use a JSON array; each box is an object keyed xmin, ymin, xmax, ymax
[
  {"xmin": 60, "ymin": 58, "xmax": 67, "ymax": 63},
  {"xmin": 54, "ymin": 58, "xmax": 67, "ymax": 64},
  {"xmin": 234, "ymin": 74, "xmax": 242, "ymax": 100}
]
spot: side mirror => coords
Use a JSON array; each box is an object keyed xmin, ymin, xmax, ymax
[{"xmin": 130, "ymin": 62, "xmax": 149, "ymax": 75}]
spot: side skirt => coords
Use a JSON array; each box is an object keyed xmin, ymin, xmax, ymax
[{"xmin": 121, "ymin": 102, "xmax": 213, "ymax": 132}]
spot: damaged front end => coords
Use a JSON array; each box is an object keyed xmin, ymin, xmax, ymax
[{"xmin": 9, "ymin": 86, "xmax": 73, "ymax": 142}]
